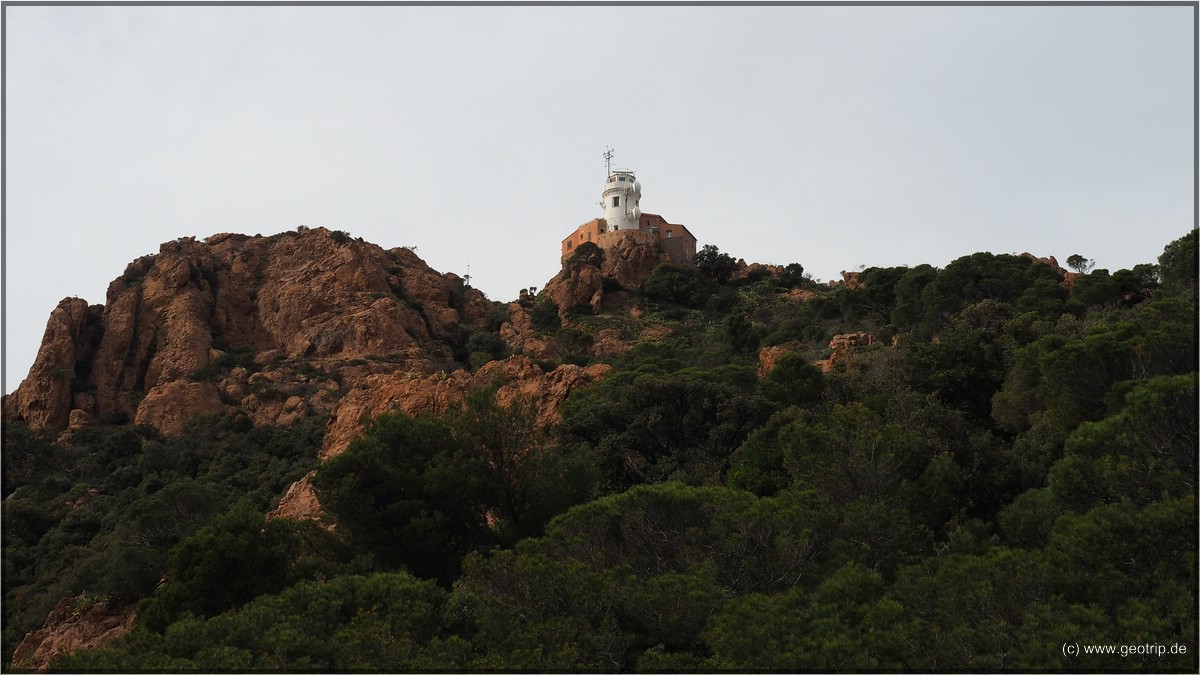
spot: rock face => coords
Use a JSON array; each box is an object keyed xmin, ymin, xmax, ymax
[
  {"xmin": 4, "ymin": 228, "xmax": 493, "ymax": 436},
  {"xmin": 591, "ymin": 328, "xmax": 630, "ymax": 358},
  {"xmin": 1018, "ymin": 251, "xmax": 1080, "ymax": 290},
  {"xmin": 599, "ymin": 231, "xmax": 668, "ymax": 291},
  {"xmin": 319, "ymin": 355, "xmax": 610, "ymax": 462},
  {"xmin": 734, "ymin": 262, "xmax": 785, "ymax": 281},
  {"xmin": 834, "ymin": 271, "xmax": 864, "ymax": 290},
  {"xmin": 498, "ymin": 303, "xmax": 559, "ymax": 361},
  {"xmin": 4, "ymin": 299, "xmax": 103, "ymax": 431},
  {"xmin": 132, "ymin": 381, "xmax": 226, "ymax": 436},
  {"xmin": 270, "ymin": 355, "xmax": 611, "ymax": 522},
  {"xmin": 10, "ymin": 595, "xmax": 137, "ymax": 671},
  {"xmin": 271, "ymin": 470, "xmax": 326, "ymax": 523},
  {"xmin": 757, "ymin": 345, "xmax": 789, "ymax": 379},
  {"xmin": 1018, "ymin": 252, "xmax": 1067, "ymax": 276},
  {"xmin": 815, "ymin": 332, "xmax": 878, "ymax": 373},
  {"xmin": 543, "ymin": 262, "xmax": 606, "ymax": 318},
  {"xmin": 541, "ymin": 233, "xmax": 669, "ymax": 318}
]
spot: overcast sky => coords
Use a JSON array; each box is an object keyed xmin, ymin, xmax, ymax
[{"xmin": 4, "ymin": 3, "xmax": 1195, "ymax": 394}]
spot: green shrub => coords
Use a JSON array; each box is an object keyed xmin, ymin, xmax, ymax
[{"xmin": 641, "ymin": 264, "xmax": 714, "ymax": 308}]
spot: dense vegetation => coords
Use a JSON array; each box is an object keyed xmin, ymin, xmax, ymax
[
  {"xmin": 3, "ymin": 230, "xmax": 1196, "ymax": 672},
  {"xmin": 2, "ymin": 415, "xmax": 329, "ymax": 662}
]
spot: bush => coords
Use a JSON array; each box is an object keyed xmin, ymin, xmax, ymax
[
  {"xmin": 761, "ymin": 353, "xmax": 825, "ymax": 408},
  {"xmin": 696, "ymin": 244, "xmax": 738, "ymax": 283},
  {"xmin": 641, "ymin": 264, "xmax": 714, "ymax": 308},
  {"xmin": 137, "ymin": 503, "xmax": 308, "ymax": 631},
  {"xmin": 1158, "ymin": 229, "xmax": 1196, "ymax": 296},
  {"xmin": 529, "ymin": 297, "xmax": 561, "ymax": 333},
  {"xmin": 566, "ymin": 241, "xmax": 604, "ymax": 267}
]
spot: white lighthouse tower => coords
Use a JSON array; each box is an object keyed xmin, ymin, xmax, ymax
[{"xmin": 601, "ymin": 148, "xmax": 641, "ymax": 232}]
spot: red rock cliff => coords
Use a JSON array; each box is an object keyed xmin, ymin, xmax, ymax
[
  {"xmin": 10, "ymin": 594, "xmax": 136, "ymax": 671},
  {"xmin": 4, "ymin": 227, "xmax": 493, "ymax": 435},
  {"xmin": 540, "ymin": 231, "xmax": 670, "ymax": 318}
]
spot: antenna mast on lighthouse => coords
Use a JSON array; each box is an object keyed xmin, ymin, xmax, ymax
[{"xmin": 604, "ymin": 147, "xmax": 614, "ymax": 176}]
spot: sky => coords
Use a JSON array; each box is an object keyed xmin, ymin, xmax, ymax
[{"xmin": 3, "ymin": 3, "xmax": 1195, "ymax": 394}]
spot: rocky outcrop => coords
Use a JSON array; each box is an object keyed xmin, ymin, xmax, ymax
[
  {"xmin": 1019, "ymin": 252, "xmax": 1083, "ymax": 289},
  {"xmin": 541, "ymin": 232, "xmax": 670, "ymax": 317},
  {"xmin": 498, "ymin": 303, "xmax": 559, "ymax": 360},
  {"xmin": 4, "ymin": 299, "xmax": 103, "ymax": 431},
  {"xmin": 543, "ymin": 263, "xmax": 606, "ymax": 318},
  {"xmin": 734, "ymin": 262, "xmax": 785, "ymax": 281},
  {"xmin": 1018, "ymin": 252, "xmax": 1067, "ymax": 276},
  {"xmin": 591, "ymin": 328, "xmax": 630, "ymax": 358},
  {"xmin": 271, "ymin": 470, "xmax": 326, "ymax": 523},
  {"xmin": 235, "ymin": 367, "xmax": 343, "ymax": 428},
  {"xmin": 318, "ymin": 371, "xmax": 472, "ymax": 463},
  {"xmin": 829, "ymin": 332, "xmax": 877, "ymax": 351},
  {"xmin": 757, "ymin": 345, "xmax": 788, "ymax": 379},
  {"xmin": 132, "ymin": 381, "xmax": 225, "ymax": 435},
  {"xmin": 832, "ymin": 271, "xmax": 863, "ymax": 290},
  {"xmin": 270, "ymin": 355, "xmax": 611, "ymax": 522},
  {"xmin": 484, "ymin": 357, "xmax": 611, "ymax": 430},
  {"xmin": 318, "ymin": 355, "xmax": 610, "ymax": 462},
  {"xmin": 599, "ymin": 232, "xmax": 668, "ymax": 291},
  {"xmin": 814, "ymin": 332, "xmax": 877, "ymax": 373},
  {"xmin": 4, "ymin": 228, "xmax": 494, "ymax": 436},
  {"xmin": 10, "ymin": 595, "xmax": 136, "ymax": 671}
]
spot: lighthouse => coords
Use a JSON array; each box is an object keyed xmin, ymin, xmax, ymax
[
  {"xmin": 560, "ymin": 150, "xmax": 697, "ymax": 265},
  {"xmin": 601, "ymin": 149, "xmax": 641, "ymax": 232}
]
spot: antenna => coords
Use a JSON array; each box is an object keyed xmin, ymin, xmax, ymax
[{"xmin": 604, "ymin": 147, "xmax": 614, "ymax": 176}]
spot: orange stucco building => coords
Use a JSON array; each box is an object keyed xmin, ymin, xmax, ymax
[{"xmin": 560, "ymin": 213, "xmax": 697, "ymax": 265}]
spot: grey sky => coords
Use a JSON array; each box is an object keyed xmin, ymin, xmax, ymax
[{"xmin": 4, "ymin": 4, "xmax": 1195, "ymax": 394}]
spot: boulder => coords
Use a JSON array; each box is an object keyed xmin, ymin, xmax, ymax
[
  {"xmin": 133, "ymin": 381, "xmax": 225, "ymax": 435},
  {"xmin": 757, "ymin": 345, "xmax": 788, "ymax": 379},
  {"xmin": 814, "ymin": 332, "xmax": 878, "ymax": 373}
]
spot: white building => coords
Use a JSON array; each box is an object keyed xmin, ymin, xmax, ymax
[{"xmin": 602, "ymin": 170, "xmax": 642, "ymax": 232}]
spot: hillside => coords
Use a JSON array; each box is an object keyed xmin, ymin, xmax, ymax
[{"xmin": 2, "ymin": 226, "xmax": 1197, "ymax": 672}]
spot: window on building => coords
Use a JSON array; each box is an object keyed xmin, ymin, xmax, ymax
[
  {"xmin": 612, "ymin": 196, "xmax": 620, "ymax": 207},
  {"xmin": 666, "ymin": 230, "xmax": 673, "ymax": 238},
  {"xmin": 567, "ymin": 240, "xmax": 573, "ymax": 249}
]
